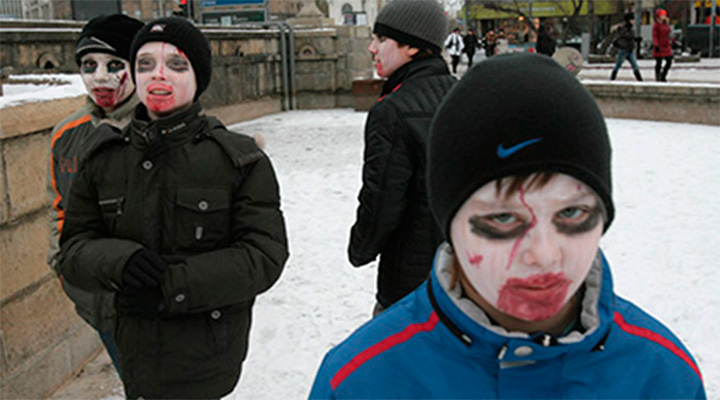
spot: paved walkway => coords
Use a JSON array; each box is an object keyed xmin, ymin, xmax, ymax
[{"xmin": 49, "ymin": 349, "xmax": 122, "ymax": 400}]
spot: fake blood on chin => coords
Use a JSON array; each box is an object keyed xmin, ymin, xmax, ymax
[{"xmin": 145, "ymin": 84, "xmax": 176, "ymax": 115}]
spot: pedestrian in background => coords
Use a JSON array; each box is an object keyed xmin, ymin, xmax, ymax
[
  {"xmin": 535, "ymin": 23, "xmax": 556, "ymax": 56},
  {"xmin": 483, "ymin": 30, "xmax": 496, "ymax": 57},
  {"xmin": 653, "ymin": 9, "xmax": 673, "ymax": 81},
  {"xmin": 610, "ymin": 13, "xmax": 643, "ymax": 81},
  {"xmin": 349, "ymin": 0, "xmax": 455, "ymax": 317},
  {"xmin": 48, "ymin": 13, "xmax": 144, "ymax": 378},
  {"xmin": 444, "ymin": 27, "xmax": 464, "ymax": 74},
  {"xmin": 59, "ymin": 17, "xmax": 288, "ymax": 399},
  {"xmin": 309, "ymin": 53, "xmax": 705, "ymax": 399},
  {"xmin": 463, "ymin": 28, "xmax": 480, "ymax": 68}
]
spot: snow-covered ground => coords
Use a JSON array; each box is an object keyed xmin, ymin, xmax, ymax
[
  {"xmin": 0, "ymin": 73, "xmax": 86, "ymax": 109},
  {"xmin": 215, "ymin": 110, "xmax": 719, "ymax": 399},
  {"xmin": 578, "ymin": 57, "xmax": 720, "ymax": 84}
]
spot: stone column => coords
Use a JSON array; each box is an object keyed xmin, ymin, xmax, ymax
[{"xmin": 288, "ymin": 0, "xmax": 334, "ymax": 27}]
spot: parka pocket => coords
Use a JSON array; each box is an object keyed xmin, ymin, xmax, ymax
[
  {"xmin": 98, "ymin": 196, "xmax": 124, "ymax": 233},
  {"xmin": 174, "ymin": 188, "xmax": 231, "ymax": 252}
]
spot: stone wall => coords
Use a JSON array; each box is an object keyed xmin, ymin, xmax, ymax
[
  {"xmin": 0, "ymin": 95, "xmax": 93, "ymax": 399},
  {"xmin": 585, "ymin": 83, "xmax": 720, "ymax": 126},
  {"xmin": 0, "ymin": 21, "xmax": 373, "ymax": 111},
  {"xmin": 0, "ymin": 22, "xmax": 372, "ymax": 399}
]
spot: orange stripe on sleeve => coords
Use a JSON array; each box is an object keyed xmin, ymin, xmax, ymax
[{"xmin": 50, "ymin": 114, "xmax": 91, "ymax": 233}]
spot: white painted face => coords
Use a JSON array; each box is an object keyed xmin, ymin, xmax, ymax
[
  {"xmin": 450, "ymin": 174, "xmax": 604, "ymax": 322},
  {"xmin": 80, "ymin": 52, "xmax": 134, "ymax": 112},
  {"xmin": 134, "ymin": 42, "xmax": 197, "ymax": 120},
  {"xmin": 367, "ymin": 35, "xmax": 416, "ymax": 78}
]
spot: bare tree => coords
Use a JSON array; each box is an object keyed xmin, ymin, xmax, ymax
[
  {"xmin": 469, "ymin": 0, "xmax": 585, "ymax": 44},
  {"xmin": 472, "ymin": 0, "xmax": 538, "ymax": 33}
]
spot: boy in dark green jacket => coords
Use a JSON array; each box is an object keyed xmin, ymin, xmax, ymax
[{"xmin": 59, "ymin": 17, "xmax": 288, "ymax": 399}]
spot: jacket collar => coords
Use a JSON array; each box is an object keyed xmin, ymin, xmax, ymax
[
  {"xmin": 380, "ymin": 56, "xmax": 450, "ymax": 97},
  {"xmin": 128, "ymin": 102, "xmax": 207, "ymax": 151},
  {"xmin": 428, "ymin": 243, "xmax": 613, "ymax": 361},
  {"xmin": 87, "ymin": 94, "xmax": 140, "ymax": 130}
]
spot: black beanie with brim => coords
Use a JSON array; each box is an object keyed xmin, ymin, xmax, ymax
[
  {"xmin": 428, "ymin": 53, "xmax": 613, "ymax": 241},
  {"xmin": 75, "ymin": 14, "xmax": 144, "ymax": 65},
  {"xmin": 129, "ymin": 17, "xmax": 211, "ymax": 100}
]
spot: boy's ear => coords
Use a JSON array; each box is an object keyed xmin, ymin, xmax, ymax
[{"xmin": 406, "ymin": 47, "xmax": 420, "ymax": 57}]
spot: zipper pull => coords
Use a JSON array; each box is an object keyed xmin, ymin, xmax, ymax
[{"xmin": 116, "ymin": 197, "xmax": 125, "ymax": 215}]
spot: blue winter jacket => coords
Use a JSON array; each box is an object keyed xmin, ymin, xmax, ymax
[{"xmin": 309, "ymin": 245, "xmax": 705, "ymax": 399}]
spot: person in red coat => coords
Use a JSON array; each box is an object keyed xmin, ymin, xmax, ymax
[{"xmin": 652, "ymin": 9, "xmax": 673, "ymax": 81}]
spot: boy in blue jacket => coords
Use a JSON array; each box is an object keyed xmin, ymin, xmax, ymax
[{"xmin": 309, "ymin": 53, "xmax": 705, "ymax": 399}]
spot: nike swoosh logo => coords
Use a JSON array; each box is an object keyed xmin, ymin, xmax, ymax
[{"xmin": 497, "ymin": 138, "xmax": 543, "ymax": 159}]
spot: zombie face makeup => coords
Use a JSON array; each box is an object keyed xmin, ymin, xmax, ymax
[
  {"xmin": 367, "ymin": 35, "xmax": 416, "ymax": 78},
  {"xmin": 135, "ymin": 42, "xmax": 197, "ymax": 119},
  {"xmin": 80, "ymin": 53, "xmax": 134, "ymax": 111},
  {"xmin": 450, "ymin": 173, "xmax": 603, "ymax": 323}
]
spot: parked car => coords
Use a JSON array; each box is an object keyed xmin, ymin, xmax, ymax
[{"xmin": 687, "ymin": 24, "xmax": 720, "ymax": 57}]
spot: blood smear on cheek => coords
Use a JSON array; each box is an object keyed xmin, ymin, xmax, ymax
[
  {"xmin": 506, "ymin": 187, "xmax": 537, "ymax": 270},
  {"xmin": 468, "ymin": 253, "xmax": 484, "ymax": 267},
  {"xmin": 159, "ymin": 43, "xmax": 166, "ymax": 76}
]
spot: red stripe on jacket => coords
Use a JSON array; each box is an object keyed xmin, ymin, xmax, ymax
[
  {"xmin": 377, "ymin": 83, "xmax": 403, "ymax": 103},
  {"xmin": 50, "ymin": 114, "xmax": 92, "ymax": 233},
  {"xmin": 613, "ymin": 311, "xmax": 702, "ymax": 382},
  {"xmin": 330, "ymin": 311, "xmax": 439, "ymax": 391}
]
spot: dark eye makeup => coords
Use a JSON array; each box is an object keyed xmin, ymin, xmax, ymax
[
  {"xmin": 166, "ymin": 56, "xmax": 189, "ymax": 72},
  {"xmin": 107, "ymin": 60, "xmax": 125, "ymax": 73},
  {"xmin": 81, "ymin": 60, "xmax": 97, "ymax": 74},
  {"xmin": 136, "ymin": 57, "xmax": 155, "ymax": 73},
  {"xmin": 469, "ymin": 215, "xmax": 528, "ymax": 240},
  {"xmin": 468, "ymin": 206, "xmax": 602, "ymax": 240},
  {"xmin": 556, "ymin": 207, "xmax": 602, "ymax": 234}
]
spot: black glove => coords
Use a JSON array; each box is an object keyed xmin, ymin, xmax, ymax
[
  {"xmin": 122, "ymin": 249, "xmax": 166, "ymax": 289},
  {"xmin": 654, "ymin": 45, "xmax": 660, "ymax": 52},
  {"xmin": 116, "ymin": 286, "xmax": 165, "ymax": 317}
]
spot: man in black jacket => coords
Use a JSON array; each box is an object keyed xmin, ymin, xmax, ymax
[
  {"xmin": 348, "ymin": 0, "xmax": 455, "ymax": 316},
  {"xmin": 611, "ymin": 13, "xmax": 643, "ymax": 81},
  {"xmin": 463, "ymin": 28, "xmax": 480, "ymax": 67}
]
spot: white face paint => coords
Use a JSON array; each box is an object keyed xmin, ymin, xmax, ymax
[
  {"xmin": 367, "ymin": 35, "xmax": 415, "ymax": 78},
  {"xmin": 80, "ymin": 53, "xmax": 134, "ymax": 112},
  {"xmin": 450, "ymin": 174, "xmax": 604, "ymax": 322},
  {"xmin": 134, "ymin": 42, "xmax": 197, "ymax": 120}
]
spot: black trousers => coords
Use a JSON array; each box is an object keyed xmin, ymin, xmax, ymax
[
  {"xmin": 466, "ymin": 51, "xmax": 476, "ymax": 67},
  {"xmin": 654, "ymin": 56, "xmax": 673, "ymax": 81},
  {"xmin": 450, "ymin": 55, "xmax": 461, "ymax": 73}
]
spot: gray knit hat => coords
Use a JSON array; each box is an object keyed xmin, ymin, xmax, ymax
[{"xmin": 374, "ymin": 0, "xmax": 448, "ymax": 53}]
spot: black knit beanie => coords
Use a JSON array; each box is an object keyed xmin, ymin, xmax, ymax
[
  {"xmin": 374, "ymin": 0, "xmax": 448, "ymax": 53},
  {"xmin": 75, "ymin": 14, "xmax": 144, "ymax": 65},
  {"xmin": 130, "ymin": 17, "xmax": 212, "ymax": 100},
  {"xmin": 428, "ymin": 53, "xmax": 614, "ymax": 241}
]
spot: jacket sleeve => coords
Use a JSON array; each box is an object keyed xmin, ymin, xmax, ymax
[
  {"xmin": 652, "ymin": 24, "xmax": 659, "ymax": 45},
  {"xmin": 59, "ymin": 159, "xmax": 144, "ymax": 292},
  {"xmin": 308, "ymin": 354, "xmax": 336, "ymax": 399},
  {"xmin": 161, "ymin": 152, "xmax": 289, "ymax": 314},
  {"xmin": 348, "ymin": 103, "xmax": 414, "ymax": 267},
  {"xmin": 47, "ymin": 134, "xmax": 63, "ymax": 273}
]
